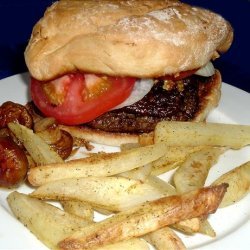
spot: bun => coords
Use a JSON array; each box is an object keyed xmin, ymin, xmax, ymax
[
  {"xmin": 59, "ymin": 124, "xmax": 139, "ymax": 147},
  {"xmin": 25, "ymin": 0, "xmax": 233, "ymax": 81},
  {"xmin": 193, "ymin": 70, "xmax": 221, "ymax": 122},
  {"xmin": 59, "ymin": 70, "xmax": 222, "ymax": 146}
]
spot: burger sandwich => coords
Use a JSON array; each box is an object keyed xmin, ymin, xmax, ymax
[{"xmin": 24, "ymin": 0, "xmax": 233, "ymax": 145}]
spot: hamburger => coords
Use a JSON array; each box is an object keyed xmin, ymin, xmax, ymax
[{"xmin": 24, "ymin": 0, "xmax": 233, "ymax": 145}]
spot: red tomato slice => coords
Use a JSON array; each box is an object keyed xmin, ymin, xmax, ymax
[{"xmin": 31, "ymin": 73, "xmax": 136, "ymax": 125}]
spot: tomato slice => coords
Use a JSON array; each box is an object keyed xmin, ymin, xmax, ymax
[{"xmin": 31, "ymin": 73, "xmax": 136, "ymax": 125}]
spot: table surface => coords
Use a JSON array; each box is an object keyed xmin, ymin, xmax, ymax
[{"xmin": 0, "ymin": 0, "xmax": 249, "ymax": 93}]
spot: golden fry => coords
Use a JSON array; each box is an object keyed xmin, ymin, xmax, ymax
[
  {"xmin": 7, "ymin": 191, "xmax": 90, "ymax": 250},
  {"xmin": 61, "ymin": 200, "xmax": 94, "ymax": 221},
  {"xmin": 212, "ymin": 161, "xmax": 250, "ymax": 207},
  {"xmin": 31, "ymin": 176, "xmax": 170, "ymax": 212},
  {"xmin": 118, "ymin": 164, "xmax": 152, "ymax": 181},
  {"xmin": 144, "ymin": 227, "xmax": 186, "ymax": 250},
  {"xmin": 28, "ymin": 142, "xmax": 168, "ymax": 186},
  {"xmin": 151, "ymin": 146, "xmax": 204, "ymax": 175},
  {"xmin": 154, "ymin": 121, "xmax": 250, "ymax": 149},
  {"xmin": 58, "ymin": 184, "xmax": 227, "ymax": 250},
  {"xmin": 96, "ymin": 239, "xmax": 150, "ymax": 250},
  {"xmin": 174, "ymin": 147, "xmax": 225, "ymax": 193},
  {"xmin": 7, "ymin": 192, "xmax": 149, "ymax": 250}
]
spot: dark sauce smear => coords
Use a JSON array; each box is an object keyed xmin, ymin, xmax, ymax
[{"xmin": 87, "ymin": 75, "xmax": 215, "ymax": 133}]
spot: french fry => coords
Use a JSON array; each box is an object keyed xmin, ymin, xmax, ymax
[
  {"xmin": 153, "ymin": 146, "xmax": 205, "ymax": 165},
  {"xmin": 171, "ymin": 147, "xmax": 224, "ymax": 235},
  {"xmin": 58, "ymin": 184, "xmax": 228, "ymax": 250},
  {"xmin": 154, "ymin": 121, "xmax": 250, "ymax": 149},
  {"xmin": 119, "ymin": 143, "xmax": 153, "ymax": 181},
  {"xmin": 151, "ymin": 146, "xmax": 205, "ymax": 176},
  {"xmin": 118, "ymin": 164, "xmax": 152, "ymax": 181},
  {"xmin": 31, "ymin": 176, "xmax": 172, "ymax": 212},
  {"xmin": 7, "ymin": 191, "xmax": 90, "ymax": 250},
  {"xmin": 198, "ymin": 219, "xmax": 216, "ymax": 237},
  {"xmin": 145, "ymin": 175, "xmax": 176, "ymax": 196},
  {"xmin": 144, "ymin": 227, "xmax": 186, "ymax": 250},
  {"xmin": 28, "ymin": 142, "xmax": 168, "ymax": 186},
  {"xmin": 172, "ymin": 218, "xmax": 201, "ymax": 234},
  {"xmin": 146, "ymin": 175, "xmax": 203, "ymax": 234},
  {"xmin": 173, "ymin": 147, "xmax": 226, "ymax": 193},
  {"xmin": 96, "ymin": 238, "xmax": 150, "ymax": 250},
  {"xmin": 61, "ymin": 200, "xmax": 94, "ymax": 221},
  {"xmin": 93, "ymin": 206, "xmax": 113, "ymax": 216},
  {"xmin": 151, "ymin": 161, "xmax": 180, "ymax": 176},
  {"xmin": 212, "ymin": 161, "xmax": 250, "ymax": 207},
  {"xmin": 8, "ymin": 122, "xmax": 63, "ymax": 165},
  {"xmin": 7, "ymin": 191, "xmax": 150, "ymax": 250},
  {"xmin": 120, "ymin": 144, "xmax": 202, "ymax": 177}
]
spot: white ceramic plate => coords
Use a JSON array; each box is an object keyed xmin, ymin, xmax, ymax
[{"xmin": 0, "ymin": 73, "xmax": 249, "ymax": 250}]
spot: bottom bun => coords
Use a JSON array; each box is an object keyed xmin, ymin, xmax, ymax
[
  {"xmin": 59, "ymin": 124, "xmax": 139, "ymax": 147},
  {"xmin": 60, "ymin": 71, "xmax": 221, "ymax": 146}
]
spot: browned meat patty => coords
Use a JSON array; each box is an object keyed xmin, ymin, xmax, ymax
[{"xmin": 87, "ymin": 75, "xmax": 214, "ymax": 133}]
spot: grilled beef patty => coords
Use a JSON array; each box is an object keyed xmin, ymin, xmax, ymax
[{"xmin": 87, "ymin": 75, "xmax": 214, "ymax": 133}]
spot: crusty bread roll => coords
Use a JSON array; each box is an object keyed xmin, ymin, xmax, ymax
[
  {"xmin": 59, "ymin": 70, "xmax": 222, "ymax": 146},
  {"xmin": 25, "ymin": 0, "xmax": 233, "ymax": 81}
]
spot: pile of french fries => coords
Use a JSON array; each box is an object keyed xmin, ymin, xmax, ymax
[{"xmin": 6, "ymin": 121, "xmax": 250, "ymax": 250}]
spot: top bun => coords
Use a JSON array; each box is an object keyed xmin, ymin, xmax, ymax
[{"xmin": 25, "ymin": 0, "xmax": 233, "ymax": 81}]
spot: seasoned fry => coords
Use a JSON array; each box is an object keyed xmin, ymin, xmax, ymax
[
  {"xmin": 118, "ymin": 164, "xmax": 152, "ymax": 181},
  {"xmin": 173, "ymin": 147, "xmax": 226, "ymax": 193},
  {"xmin": 144, "ymin": 227, "xmax": 186, "ymax": 250},
  {"xmin": 198, "ymin": 219, "xmax": 216, "ymax": 237},
  {"xmin": 146, "ymin": 175, "xmax": 205, "ymax": 234},
  {"xmin": 7, "ymin": 191, "xmax": 150, "ymax": 250},
  {"xmin": 61, "ymin": 200, "xmax": 94, "ymax": 221},
  {"xmin": 120, "ymin": 144, "xmax": 204, "ymax": 176},
  {"xmin": 7, "ymin": 191, "xmax": 90, "ymax": 250},
  {"xmin": 172, "ymin": 218, "xmax": 201, "ymax": 234},
  {"xmin": 28, "ymin": 143, "xmax": 168, "ymax": 186},
  {"xmin": 212, "ymin": 161, "xmax": 250, "ymax": 207},
  {"xmin": 58, "ymin": 184, "xmax": 228, "ymax": 250},
  {"xmin": 151, "ymin": 161, "xmax": 181, "ymax": 176},
  {"xmin": 8, "ymin": 122, "xmax": 63, "ymax": 165},
  {"xmin": 96, "ymin": 239, "xmax": 150, "ymax": 250},
  {"xmin": 93, "ymin": 206, "xmax": 113, "ymax": 216},
  {"xmin": 154, "ymin": 121, "xmax": 250, "ymax": 149},
  {"xmin": 31, "ymin": 176, "xmax": 171, "ymax": 212},
  {"xmin": 145, "ymin": 175, "xmax": 176, "ymax": 196},
  {"xmin": 171, "ymin": 147, "xmax": 223, "ymax": 235},
  {"xmin": 119, "ymin": 143, "xmax": 153, "ymax": 181},
  {"xmin": 151, "ymin": 146, "xmax": 204, "ymax": 175}
]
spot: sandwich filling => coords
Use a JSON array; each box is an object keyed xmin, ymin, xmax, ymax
[
  {"xmin": 86, "ymin": 73, "xmax": 218, "ymax": 133},
  {"xmin": 30, "ymin": 62, "xmax": 218, "ymax": 133}
]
